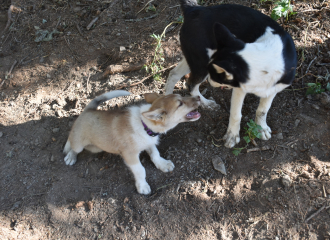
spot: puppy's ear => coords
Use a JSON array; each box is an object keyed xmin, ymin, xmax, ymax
[
  {"xmin": 212, "ymin": 64, "xmax": 233, "ymax": 80},
  {"xmin": 142, "ymin": 108, "xmax": 166, "ymax": 121},
  {"xmin": 144, "ymin": 93, "xmax": 160, "ymax": 104}
]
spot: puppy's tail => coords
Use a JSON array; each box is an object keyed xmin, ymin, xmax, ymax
[
  {"xmin": 179, "ymin": 0, "xmax": 198, "ymax": 11},
  {"xmin": 84, "ymin": 90, "xmax": 131, "ymax": 111}
]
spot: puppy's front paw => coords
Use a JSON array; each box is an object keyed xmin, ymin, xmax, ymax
[
  {"xmin": 223, "ymin": 131, "xmax": 240, "ymax": 148},
  {"xmin": 157, "ymin": 159, "xmax": 175, "ymax": 173},
  {"xmin": 64, "ymin": 150, "xmax": 77, "ymax": 165},
  {"xmin": 259, "ymin": 125, "xmax": 272, "ymax": 140},
  {"xmin": 136, "ymin": 181, "xmax": 151, "ymax": 195}
]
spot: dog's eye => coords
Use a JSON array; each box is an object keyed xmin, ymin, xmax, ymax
[{"xmin": 178, "ymin": 101, "xmax": 183, "ymax": 107}]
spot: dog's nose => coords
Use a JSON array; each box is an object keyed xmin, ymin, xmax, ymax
[{"xmin": 196, "ymin": 96, "xmax": 200, "ymax": 101}]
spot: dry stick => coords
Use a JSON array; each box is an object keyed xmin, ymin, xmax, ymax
[
  {"xmin": 137, "ymin": 0, "xmax": 155, "ymax": 14},
  {"xmin": 64, "ymin": 36, "xmax": 81, "ymax": 62},
  {"xmin": 2, "ymin": 5, "xmax": 14, "ymax": 33},
  {"xmin": 86, "ymin": 0, "xmax": 120, "ymax": 30},
  {"xmin": 305, "ymin": 203, "xmax": 330, "ymax": 223},
  {"xmin": 103, "ymin": 60, "xmax": 148, "ymax": 78},
  {"xmin": 0, "ymin": 60, "xmax": 17, "ymax": 89},
  {"xmin": 246, "ymin": 146, "xmax": 270, "ymax": 153},
  {"xmin": 305, "ymin": 56, "xmax": 317, "ymax": 74},
  {"xmin": 86, "ymin": 73, "xmax": 91, "ymax": 94},
  {"xmin": 116, "ymin": 64, "xmax": 177, "ymax": 90}
]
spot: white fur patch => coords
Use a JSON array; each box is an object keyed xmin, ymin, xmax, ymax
[{"xmin": 238, "ymin": 27, "xmax": 289, "ymax": 98}]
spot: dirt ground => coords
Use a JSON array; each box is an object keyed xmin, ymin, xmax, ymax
[{"xmin": 0, "ymin": 0, "xmax": 330, "ymax": 239}]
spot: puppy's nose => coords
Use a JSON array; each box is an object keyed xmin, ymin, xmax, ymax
[{"xmin": 196, "ymin": 96, "xmax": 200, "ymax": 101}]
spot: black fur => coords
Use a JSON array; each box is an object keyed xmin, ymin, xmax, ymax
[{"xmin": 179, "ymin": 2, "xmax": 297, "ymax": 90}]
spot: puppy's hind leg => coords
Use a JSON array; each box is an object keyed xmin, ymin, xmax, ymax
[
  {"xmin": 63, "ymin": 140, "xmax": 84, "ymax": 166},
  {"xmin": 146, "ymin": 145, "xmax": 174, "ymax": 172},
  {"xmin": 255, "ymin": 93, "xmax": 276, "ymax": 140},
  {"xmin": 165, "ymin": 57, "xmax": 190, "ymax": 95},
  {"xmin": 122, "ymin": 152, "xmax": 151, "ymax": 195}
]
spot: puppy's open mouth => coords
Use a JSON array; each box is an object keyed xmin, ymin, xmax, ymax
[{"xmin": 186, "ymin": 110, "xmax": 201, "ymax": 120}]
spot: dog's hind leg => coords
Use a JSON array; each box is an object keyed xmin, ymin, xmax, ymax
[
  {"xmin": 255, "ymin": 93, "xmax": 276, "ymax": 140},
  {"xmin": 165, "ymin": 57, "xmax": 190, "ymax": 95},
  {"xmin": 122, "ymin": 152, "xmax": 151, "ymax": 195},
  {"xmin": 223, "ymin": 88, "xmax": 246, "ymax": 148},
  {"xmin": 64, "ymin": 140, "xmax": 84, "ymax": 166},
  {"xmin": 146, "ymin": 145, "xmax": 174, "ymax": 173}
]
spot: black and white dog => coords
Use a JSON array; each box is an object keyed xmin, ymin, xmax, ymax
[{"xmin": 165, "ymin": 0, "xmax": 297, "ymax": 148}]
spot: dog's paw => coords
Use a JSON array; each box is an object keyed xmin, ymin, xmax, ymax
[
  {"xmin": 223, "ymin": 131, "xmax": 240, "ymax": 148},
  {"xmin": 136, "ymin": 181, "xmax": 151, "ymax": 195},
  {"xmin": 64, "ymin": 150, "xmax": 77, "ymax": 165},
  {"xmin": 157, "ymin": 159, "xmax": 175, "ymax": 173},
  {"xmin": 259, "ymin": 125, "xmax": 272, "ymax": 140},
  {"xmin": 201, "ymin": 97, "xmax": 220, "ymax": 110}
]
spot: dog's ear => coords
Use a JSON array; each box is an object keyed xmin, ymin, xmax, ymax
[
  {"xmin": 213, "ymin": 23, "xmax": 236, "ymax": 48},
  {"xmin": 142, "ymin": 108, "xmax": 166, "ymax": 121},
  {"xmin": 144, "ymin": 93, "xmax": 160, "ymax": 104},
  {"xmin": 212, "ymin": 63, "xmax": 233, "ymax": 80}
]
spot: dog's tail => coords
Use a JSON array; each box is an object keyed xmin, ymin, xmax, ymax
[
  {"xmin": 84, "ymin": 90, "xmax": 131, "ymax": 111},
  {"xmin": 180, "ymin": 0, "xmax": 198, "ymax": 11}
]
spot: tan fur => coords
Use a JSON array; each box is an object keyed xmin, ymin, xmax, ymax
[{"xmin": 64, "ymin": 92, "xmax": 201, "ymax": 194}]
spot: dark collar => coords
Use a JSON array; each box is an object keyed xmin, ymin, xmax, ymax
[{"xmin": 141, "ymin": 120, "xmax": 159, "ymax": 137}]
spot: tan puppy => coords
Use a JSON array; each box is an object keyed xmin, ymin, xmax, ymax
[{"xmin": 63, "ymin": 90, "xmax": 201, "ymax": 194}]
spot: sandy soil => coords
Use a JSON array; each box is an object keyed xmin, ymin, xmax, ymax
[{"xmin": 0, "ymin": 0, "xmax": 330, "ymax": 239}]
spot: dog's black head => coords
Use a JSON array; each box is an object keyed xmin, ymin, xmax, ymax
[{"xmin": 207, "ymin": 23, "xmax": 249, "ymax": 88}]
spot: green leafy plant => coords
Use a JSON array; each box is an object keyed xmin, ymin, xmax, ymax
[
  {"xmin": 146, "ymin": 4, "xmax": 156, "ymax": 12},
  {"xmin": 232, "ymin": 120, "xmax": 262, "ymax": 156},
  {"xmin": 271, "ymin": 0, "xmax": 296, "ymax": 21},
  {"xmin": 306, "ymin": 82, "xmax": 325, "ymax": 95},
  {"xmin": 326, "ymin": 82, "xmax": 330, "ymax": 92},
  {"xmin": 144, "ymin": 20, "xmax": 183, "ymax": 81}
]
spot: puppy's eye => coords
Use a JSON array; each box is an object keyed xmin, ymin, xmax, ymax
[{"xmin": 178, "ymin": 101, "xmax": 183, "ymax": 107}]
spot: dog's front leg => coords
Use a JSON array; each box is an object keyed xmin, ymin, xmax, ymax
[
  {"xmin": 146, "ymin": 145, "xmax": 174, "ymax": 172},
  {"xmin": 165, "ymin": 58, "xmax": 190, "ymax": 95},
  {"xmin": 190, "ymin": 81, "xmax": 219, "ymax": 109},
  {"xmin": 123, "ymin": 153, "xmax": 151, "ymax": 195},
  {"xmin": 255, "ymin": 93, "xmax": 276, "ymax": 140},
  {"xmin": 223, "ymin": 88, "xmax": 246, "ymax": 148}
]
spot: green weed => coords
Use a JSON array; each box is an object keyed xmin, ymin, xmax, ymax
[
  {"xmin": 232, "ymin": 120, "xmax": 262, "ymax": 156},
  {"xmin": 271, "ymin": 0, "xmax": 296, "ymax": 21},
  {"xmin": 145, "ymin": 19, "xmax": 183, "ymax": 81},
  {"xmin": 306, "ymin": 82, "xmax": 325, "ymax": 95}
]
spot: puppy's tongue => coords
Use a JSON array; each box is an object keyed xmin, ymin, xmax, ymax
[{"xmin": 186, "ymin": 111, "xmax": 201, "ymax": 119}]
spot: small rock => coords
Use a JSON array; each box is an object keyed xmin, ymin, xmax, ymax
[
  {"xmin": 56, "ymin": 110, "xmax": 63, "ymax": 117},
  {"xmin": 50, "ymin": 155, "xmax": 54, "ymax": 162},
  {"xmin": 119, "ymin": 46, "xmax": 126, "ymax": 51},
  {"xmin": 0, "ymin": 132, "xmax": 3, "ymax": 138},
  {"xmin": 76, "ymin": 83, "xmax": 81, "ymax": 88},
  {"xmin": 75, "ymin": 66, "xmax": 80, "ymax": 71},
  {"xmin": 320, "ymin": 92, "xmax": 330, "ymax": 105},
  {"xmin": 92, "ymin": 66, "xmax": 98, "ymax": 71},
  {"xmin": 116, "ymin": 33, "xmax": 121, "ymax": 36},
  {"xmin": 294, "ymin": 119, "xmax": 300, "ymax": 128},
  {"xmin": 73, "ymin": 7, "xmax": 81, "ymax": 12},
  {"xmin": 276, "ymin": 132, "xmax": 284, "ymax": 140},
  {"xmin": 11, "ymin": 201, "xmax": 21, "ymax": 210},
  {"xmin": 46, "ymin": 74, "xmax": 51, "ymax": 78},
  {"xmin": 56, "ymin": 98, "xmax": 66, "ymax": 106},
  {"xmin": 87, "ymin": 201, "xmax": 93, "ymax": 211},
  {"xmin": 196, "ymin": 138, "xmax": 202, "ymax": 143},
  {"xmin": 212, "ymin": 156, "xmax": 227, "ymax": 175},
  {"xmin": 75, "ymin": 201, "xmax": 85, "ymax": 208},
  {"xmin": 300, "ymin": 171, "xmax": 311, "ymax": 179},
  {"xmin": 311, "ymin": 104, "xmax": 320, "ymax": 110},
  {"xmin": 52, "ymin": 128, "xmax": 60, "ymax": 133},
  {"xmin": 281, "ymin": 175, "xmax": 291, "ymax": 188}
]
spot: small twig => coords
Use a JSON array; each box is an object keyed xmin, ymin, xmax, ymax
[
  {"xmin": 251, "ymin": 139, "xmax": 258, "ymax": 147},
  {"xmin": 305, "ymin": 203, "xmax": 330, "ymax": 223},
  {"xmin": 86, "ymin": 0, "xmax": 119, "ymax": 30},
  {"xmin": 125, "ymin": 13, "xmax": 159, "ymax": 22},
  {"xmin": 270, "ymin": 145, "xmax": 278, "ymax": 159},
  {"xmin": 116, "ymin": 64, "xmax": 177, "ymax": 89},
  {"xmin": 156, "ymin": 183, "xmax": 173, "ymax": 191},
  {"xmin": 137, "ymin": 0, "xmax": 155, "ymax": 14},
  {"xmin": 76, "ymin": 23, "xmax": 84, "ymax": 37},
  {"xmin": 246, "ymin": 146, "xmax": 270, "ymax": 153},
  {"xmin": 86, "ymin": 73, "xmax": 91, "ymax": 93},
  {"xmin": 305, "ymin": 56, "xmax": 317, "ymax": 74},
  {"xmin": 211, "ymin": 138, "xmax": 222, "ymax": 147},
  {"xmin": 316, "ymin": 63, "xmax": 330, "ymax": 66},
  {"xmin": 2, "ymin": 5, "xmax": 14, "ymax": 33},
  {"xmin": 2, "ymin": 60, "xmax": 18, "ymax": 88}
]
